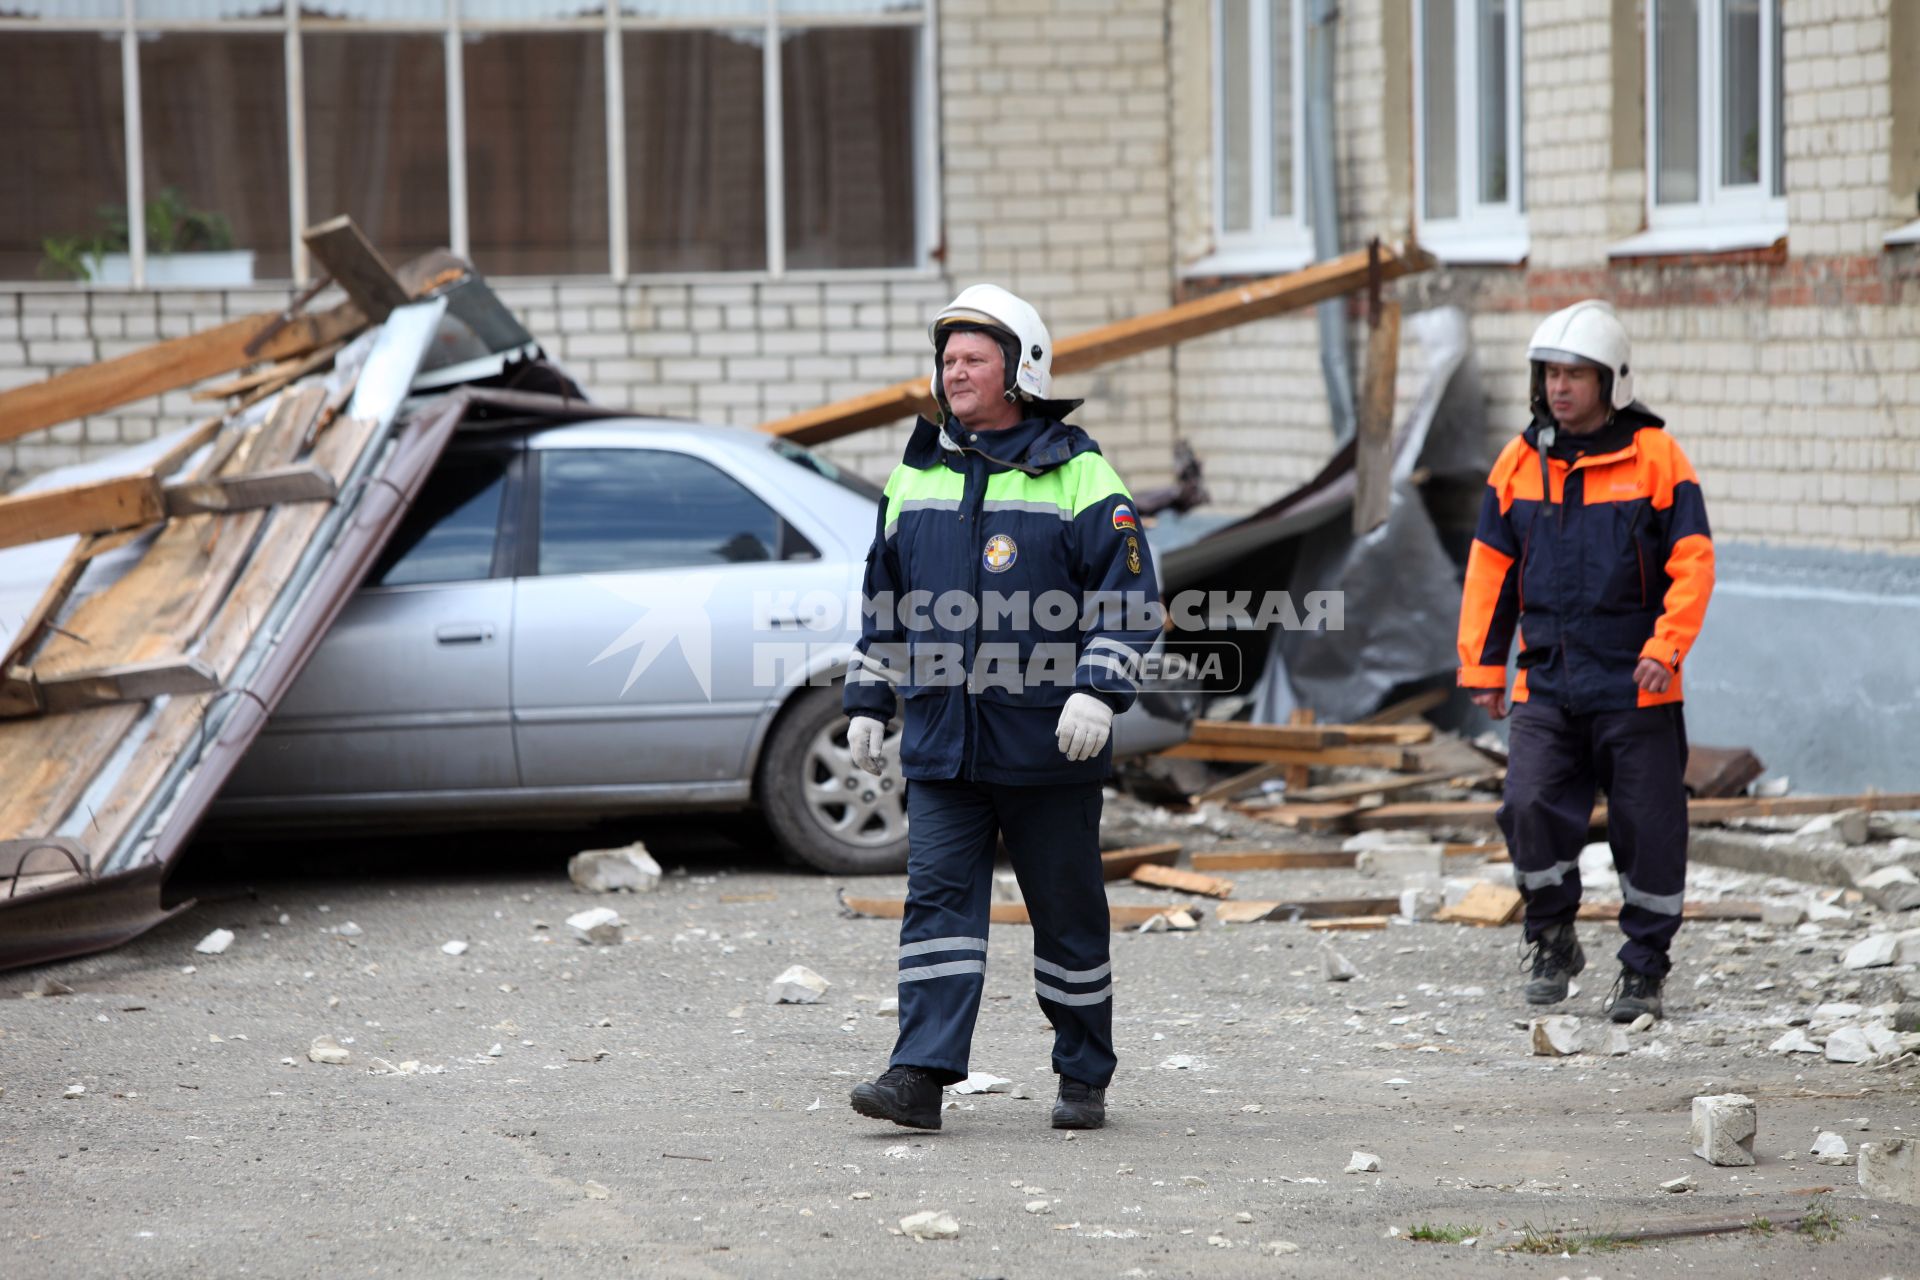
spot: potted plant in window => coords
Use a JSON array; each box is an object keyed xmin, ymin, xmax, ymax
[{"xmin": 40, "ymin": 187, "xmax": 255, "ymax": 286}]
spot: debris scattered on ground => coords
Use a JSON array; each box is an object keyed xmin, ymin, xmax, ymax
[
  {"xmin": 583, "ymin": 1180, "xmax": 610, "ymax": 1200},
  {"xmin": 949, "ymin": 1073, "xmax": 1011, "ymax": 1095},
  {"xmin": 1320, "ymin": 943, "xmax": 1358, "ymax": 982},
  {"xmin": 1261, "ymin": 1240, "xmax": 1301, "ymax": 1255},
  {"xmin": 1159, "ymin": 1055, "xmax": 1197, "ymax": 1070},
  {"xmin": 1690, "ymin": 1093, "xmax": 1758, "ymax": 1167},
  {"xmin": 565, "ymin": 907, "xmax": 624, "ymax": 946},
  {"xmin": 62, "ymin": 1083, "xmax": 85, "ymax": 1099},
  {"xmin": 440, "ymin": 940, "xmax": 468, "ymax": 956},
  {"xmin": 898, "ymin": 1210, "xmax": 959, "ymax": 1241},
  {"xmin": 194, "ymin": 929, "xmax": 235, "ymax": 955},
  {"xmin": 1629, "ymin": 1012, "xmax": 1656, "ymax": 1032},
  {"xmin": 1604, "ymin": 1026, "xmax": 1631, "ymax": 1056},
  {"xmin": 1856, "ymin": 1137, "xmax": 1917, "ymax": 1205},
  {"xmin": 876, "ymin": 997, "xmax": 899, "ymax": 1017},
  {"xmin": 1840, "ymin": 934, "xmax": 1900, "ymax": 969},
  {"xmin": 1770, "ymin": 1029, "xmax": 1821, "ymax": 1054},
  {"xmin": 1810, "ymin": 1132, "xmax": 1853, "ymax": 1165},
  {"xmin": 1434, "ymin": 883, "xmax": 1522, "ymax": 926},
  {"xmin": 1530, "ymin": 1016, "xmax": 1581, "ymax": 1057},
  {"xmin": 308, "ymin": 1035, "xmax": 350, "ymax": 1065},
  {"xmin": 768, "ymin": 964, "xmax": 830, "ymax": 1004},
  {"xmin": 1660, "ymin": 1174, "xmax": 1698, "ymax": 1193},
  {"xmin": 568, "ymin": 842, "xmax": 663, "ymax": 894},
  {"xmin": 1130, "ymin": 863, "xmax": 1235, "ymax": 898},
  {"xmin": 1345, "ymin": 1151, "xmax": 1381, "ymax": 1174},
  {"xmin": 1024, "ymin": 1199, "xmax": 1052, "ymax": 1214}
]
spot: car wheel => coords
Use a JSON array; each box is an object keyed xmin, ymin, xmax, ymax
[{"xmin": 756, "ymin": 683, "xmax": 909, "ymax": 874}]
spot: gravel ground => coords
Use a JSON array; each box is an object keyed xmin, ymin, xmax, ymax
[{"xmin": 2, "ymin": 811, "xmax": 1916, "ymax": 1279}]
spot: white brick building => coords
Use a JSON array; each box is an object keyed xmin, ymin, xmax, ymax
[{"xmin": 3, "ymin": 0, "xmax": 1916, "ymax": 782}]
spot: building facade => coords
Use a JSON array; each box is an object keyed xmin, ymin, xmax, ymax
[{"xmin": 2, "ymin": 0, "xmax": 1916, "ymax": 783}]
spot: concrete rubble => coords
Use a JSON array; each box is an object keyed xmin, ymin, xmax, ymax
[
  {"xmin": 1530, "ymin": 1016, "xmax": 1581, "ymax": 1056},
  {"xmin": 1857, "ymin": 1137, "xmax": 1918, "ymax": 1206},
  {"xmin": 567, "ymin": 843, "xmax": 663, "ymax": 895},
  {"xmin": 767, "ymin": 964, "xmax": 831, "ymax": 1004},
  {"xmin": 1319, "ymin": 944, "xmax": 1358, "ymax": 982},
  {"xmin": 1343, "ymin": 1152, "xmax": 1380, "ymax": 1174},
  {"xmin": 1690, "ymin": 1093, "xmax": 1758, "ymax": 1167},
  {"xmin": 1810, "ymin": 1131, "xmax": 1853, "ymax": 1165},
  {"xmin": 898, "ymin": 1210, "xmax": 959, "ymax": 1241},
  {"xmin": 307, "ymin": 1035, "xmax": 350, "ymax": 1065},
  {"xmin": 565, "ymin": 907, "xmax": 624, "ymax": 946},
  {"xmin": 194, "ymin": 929, "xmax": 235, "ymax": 955}
]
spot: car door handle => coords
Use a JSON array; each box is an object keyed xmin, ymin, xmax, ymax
[{"xmin": 435, "ymin": 623, "xmax": 495, "ymax": 645}]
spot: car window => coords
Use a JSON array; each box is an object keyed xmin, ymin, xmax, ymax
[
  {"xmin": 537, "ymin": 448, "xmax": 782, "ymax": 576},
  {"xmin": 370, "ymin": 452, "xmax": 510, "ymax": 587},
  {"xmin": 769, "ymin": 438, "xmax": 884, "ymax": 502}
]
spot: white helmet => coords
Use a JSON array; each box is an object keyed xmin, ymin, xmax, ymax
[
  {"xmin": 1527, "ymin": 299, "xmax": 1634, "ymax": 412},
  {"xmin": 928, "ymin": 283, "xmax": 1053, "ymax": 405}
]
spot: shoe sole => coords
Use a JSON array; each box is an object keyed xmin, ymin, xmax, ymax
[
  {"xmin": 1607, "ymin": 1004, "xmax": 1662, "ymax": 1024},
  {"xmin": 849, "ymin": 1090, "xmax": 940, "ymax": 1130},
  {"xmin": 1051, "ymin": 1113, "xmax": 1105, "ymax": 1130}
]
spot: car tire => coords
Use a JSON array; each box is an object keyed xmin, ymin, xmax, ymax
[{"xmin": 756, "ymin": 682, "xmax": 910, "ymax": 875}]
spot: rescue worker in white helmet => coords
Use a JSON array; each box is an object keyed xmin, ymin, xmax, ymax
[
  {"xmin": 842, "ymin": 284, "xmax": 1162, "ymax": 1131},
  {"xmin": 1457, "ymin": 300, "xmax": 1715, "ymax": 1023}
]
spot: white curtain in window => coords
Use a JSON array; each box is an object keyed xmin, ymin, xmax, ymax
[{"xmin": 1654, "ymin": 0, "xmax": 1700, "ymax": 204}]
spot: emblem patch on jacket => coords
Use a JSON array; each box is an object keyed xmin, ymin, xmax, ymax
[
  {"xmin": 1126, "ymin": 534, "xmax": 1141, "ymax": 575},
  {"xmin": 1112, "ymin": 503, "xmax": 1137, "ymax": 531},
  {"xmin": 983, "ymin": 533, "xmax": 1018, "ymax": 573}
]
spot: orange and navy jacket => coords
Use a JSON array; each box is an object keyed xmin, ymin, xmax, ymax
[{"xmin": 1456, "ymin": 405, "xmax": 1714, "ymax": 712}]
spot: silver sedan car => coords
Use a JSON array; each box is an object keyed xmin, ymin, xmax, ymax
[{"xmin": 213, "ymin": 419, "xmax": 1196, "ymax": 873}]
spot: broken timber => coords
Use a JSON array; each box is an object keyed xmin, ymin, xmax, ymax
[
  {"xmin": 839, "ymin": 894, "xmax": 1198, "ymax": 931},
  {"xmin": 1129, "ymin": 863, "xmax": 1235, "ymax": 898},
  {"xmin": 1099, "ymin": 842, "xmax": 1182, "ymax": 880},
  {"xmin": 0, "ymin": 657, "xmax": 219, "ymax": 719},
  {"xmin": 761, "ymin": 242, "xmax": 1435, "ymax": 444}
]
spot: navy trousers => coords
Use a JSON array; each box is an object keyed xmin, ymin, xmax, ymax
[
  {"xmin": 890, "ymin": 778, "xmax": 1116, "ymax": 1088},
  {"xmin": 1498, "ymin": 700, "xmax": 1690, "ymax": 978}
]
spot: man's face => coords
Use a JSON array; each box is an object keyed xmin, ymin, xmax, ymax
[
  {"xmin": 940, "ymin": 330, "xmax": 1011, "ymax": 428},
  {"xmin": 1544, "ymin": 362, "xmax": 1606, "ymax": 432}
]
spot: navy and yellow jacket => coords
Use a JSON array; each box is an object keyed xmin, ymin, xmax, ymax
[
  {"xmin": 1456, "ymin": 405, "xmax": 1715, "ymax": 713},
  {"xmin": 843, "ymin": 406, "xmax": 1161, "ymax": 784}
]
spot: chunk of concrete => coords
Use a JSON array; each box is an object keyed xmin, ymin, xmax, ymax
[
  {"xmin": 1604, "ymin": 1026, "xmax": 1631, "ymax": 1056},
  {"xmin": 567, "ymin": 843, "xmax": 662, "ymax": 894},
  {"xmin": 768, "ymin": 964, "xmax": 830, "ymax": 1004},
  {"xmin": 1768, "ymin": 1029, "xmax": 1821, "ymax": 1054},
  {"xmin": 1164, "ymin": 908, "xmax": 1200, "ymax": 931},
  {"xmin": 876, "ymin": 997, "xmax": 899, "ymax": 1018},
  {"xmin": 1690, "ymin": 1093, "xmax": 1757, "ymax": 1167},
  {"xmin": 1397, "ymin": 886, "xmax": 1442, "ymax": 922},
  {"xmin": 1530, "ymin": 1016, "xmax": 1581, "ymax": 1057},
  {"xmin": 1354, "ymin": 845, "xmax": 1444, "ymax": 879},
  {"xmin": 1810, "ymin": 1132, "xmax": 1853, "ymax": 1165},
  {"xmin": 949, "ymin": 1073, "xmax": 1011, "ymax": 1095},
  {"xmin": 1857, "ymin": 1138, "xmax": 1918, "ymax": 1206},
  {"xmin": 1824, "ymin": 1026, "xmax": 1874, "ymax": 1063},
  {"xmin": 1660, "ymin": 1174, "xmax": 1697, "ymax": 1193},
  {"xmin": 899, "ymin": 1210, "xmax": 959, "ymax": 1240},
  {"xmin": 308, "ymin": 1035, "xmax": 350, "ymax": 1065},
  {"xmin": 1840, "ymin": 934, "xmax": 1900, "ymax": 970},
  {"xmin": 566, "ymin": 907, "xmax": 625, "ymax": 946},
  {"xmin": 1759, "ymin": 900, "xmax": 1807, "ymax": 927},
  {"xmin": 194, "ymin": 928, "xmax": 235, "ymax": 955},
  {"xmin": 1344, "ymin": 1151, "xmax": 1381, "ymax": 1173},
  {"xmin": 1320, "ymin": 944, "xmax": 1358, "ymax": 982}
]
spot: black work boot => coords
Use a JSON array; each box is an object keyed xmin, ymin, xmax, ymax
[
  {"xmin": 849, "ymin": 1065, "xmax": 943, "ymax": 1130},
  {"xmin": 1605, "ymin": 966, "xmax": 1665, "ymax": 1023},
  {"xmin": 1051, "ymin": 1077, "xmax": 1106, "ymax": 1130},
  {"xmin": 1521, "ymin": 922, "xmax": 1586, "ymax": 1005}
]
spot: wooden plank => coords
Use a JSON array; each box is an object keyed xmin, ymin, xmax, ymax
[
  {"xmin": 164, "ymin": 463, "xmax": 338, "ymax": 515},
  {"xmin": 230, "ymin": 342, "xmax": 346, "ymax": 416},
  {"xmin": 1216, "ymin": 900, "xmax": 1283, "ymax": 924},
  {"xmin": 1306, "ymin": 917, "xmax": 1391, "ymax": 932},
  {"xmin": 0, "ymin": 303, "xmax": 363, "ymax": 445},
  {"xmin": 1188, "ymin": 761, "xmax": 1287, "ymax": 807},
  {"xmin": 1162, "ymin": 742, "xmax": 1423, "ymax": 769},
  {"xmin": 1359, "ymin": 687, "xmax": 1449, "ymax": 725},
  {"xmin": 1344, "ymin": 792, "xmax": 1920, "ymax": 834},
  {"xmin": 1099, "ymin": 842, "xmax": 1182, "ymax": 880},
  {"xmin": 764, "ymin": 242, "xmax": 1434, "ymax": 444},
  {"xmin": 1352, "ymin": 297, "xmax": 1401, "ymax": 536},
  {"xmin": 1283, "ymin": 706, "xmax": 1314, "ymax": 794},
  {"xmin": 0, "ymin": 656, "xmax": 219, "ymax": 719},
  {"xmin": 1187, "ymin": 719, "xmax": 1434, "ymax": 748},
  {"xmin": 0, "ymin": 474, "xmax": 167, "ymax": 551},
  {"xmin": 1129, "ymin": 863, "xmax": 1235, "ymax": 898},
  {"xmin": 1192, "ymin": 850, "xmax": 1356, "ymax": 871},
  {"xmin": 838, "ymin": 895, "xmax": 1188, "ymax": 931},
  {"xmin": 301, "ymin": 216, "xmax": 411, "ymax": 322},
  {"xmin": 1284, "ymin": 769, "xmax": 1473, "ymax": 805},
  {"xmin": 1232, "ymin": 801, "xmax": 1368, "ymax": 831},
  {"xmin": 1433, "ymin": 883, "xmax": 1524, "ymax": 926},
  {"xmin": 1577, "ymin": 899, "xmax": 1766, "ymax": 922}
]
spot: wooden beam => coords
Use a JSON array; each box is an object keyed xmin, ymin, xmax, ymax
[
  {"xmin": 1284, "ymin": 768, "xmax": 1485, "ymax": 804},
  {"xmin": 1188, "ymin": 761, "xmax": 1288, "ymax": 807},
  {"xmin": 839, "ymin": 894, "xmax": 1191, "ymax": 931},
  {"xmin": 164, "ymin": 463, "xmax": 337, "ymax": 516},
  {"xmin": 1433, "ymin": 882, "xmax": 1524, "ymax": 925},
  {"xmin": 1162, "ymin": 742, "xmax": 1423, "ymax": 769},
  {"xmin": 1192, "ymin": 850, "xmax": 1357, "ymax": 871},
  {"xmin": 1231, "ymin": 800, "xmax": 1369, "ymax": 831},
  {"xmin": 1129, "ymin": 863, "xmax": 1235, "ymax": 898},
  {"xmin": 0, "ymin": 302, "xmax": 364, "ymax": 445},
  {"xmin": 0, "ymin": 475, "xmax": 166, "ymax": 551},
  {"xmin": 1306, "ymin": 917, "xmax": 1391, "ymax": 932},
  {"xmin": 1353, "ymin": 297, "xmax": 1401, "ymax": 536},
  {"xmin": 762, "ymin": 242, "xmax": 1435, "ymax": 444},
  {"xmin": 1186, "ymin": 719, "xmax": 1434, "ymax": 748},
  {"xmin": 1099, "ymin": 842, "xmax": 1182, "ymax": 880},
  {"xmin": 302, "ymin": 216, "xmax": 411, "ymax": 322},
  {"xmin": 0, "ymin": 656, "xmax": 219, "ymax": 719}
]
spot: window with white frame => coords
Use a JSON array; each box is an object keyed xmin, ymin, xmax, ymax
[
  {"xmin": 0, "ymin": 0, "xmax": 935, "ymax": 286},
  {"xmin": 1415, "ymin": 0, "xmax": 1525, "ymax": 263},
  {"xmin": 1622, "ymin": 0, "xmax": 1784, "ymax": 254},
  {"xmin": 1206, "ymin": 0, "xmax": 1309, "ymax": 273}
]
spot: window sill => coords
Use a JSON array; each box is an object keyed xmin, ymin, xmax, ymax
[
  {"xmin": 1607, "ymin": 221, "xmax": 1788, "ymax": 261},
  {"xmin": 1179, "ymin": 244, "xmax": 1315, "ymax": 280},
  {"xmin": 1419, "ymin": 230, "xmax": 1529, "ymax": 266},
  {"xmin": 1885, "ymin": 218, "xmax": 1920, "ymax": 248}
]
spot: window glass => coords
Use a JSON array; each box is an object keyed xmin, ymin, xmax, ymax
[
  {"xmin": 305, "ymin": 34, "xmax": 451, "ymax": 265},
  {"xmin": 1218, "ymin": 0, "xmax": 1253, "ymax": 234},
  {"xmin": 1422, "ymin": 0, "xmax": 1459, "ymax": 219},
  {"xmin": 1655, "ymin": 0, "xmax": 1700, "ymax": 205},
  {"xmin": 373, "ymin": 453, "xmax": 510, "ymax": 587},
  {"xmin": 140, "ymin": 34, "xmax": 292, "ymax": 284},
  {"xmin": 1476, "ymin": 0, "xmax": 1509, "ymax": 204},
  {"xmin": 0, "ymin": 33, "xmax": 124, "ymax": 282},
  {"xmin": 538, "ymin": 449, "xmax": 781, "ymax": 576},
  {"xmin": 465, "ymin": 32, "xmax": 609, "ymax": 277},
  {"xmin": 1721, "ymin": 0, "xmax": 1762, "ymax": 187},
  {"xmin": 781, "ymin": 26, "xmax": 917, "ymax": 270},
  {"xmin": 624, "ymin": 29, "xmax": 767, "ymax": 273},
  {"xmin": 1267, "ymin": 0, "xmax": 1294, "ymax": 220}
]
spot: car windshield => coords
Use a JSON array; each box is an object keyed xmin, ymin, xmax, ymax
[{"xmin": 769, "ymin": 438, "xmax": 884, "ymax": 503}]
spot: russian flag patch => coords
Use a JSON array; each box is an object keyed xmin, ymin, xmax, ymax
[{"xmin": 1111, "ymin": 503, "xmax": 1137, "ymax": 531}]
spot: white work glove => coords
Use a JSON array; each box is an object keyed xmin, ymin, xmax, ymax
[
  {"xmin": 1055, "ymin": 692, "xmax": 1114, "ymax": 763},
  {"xmin": 848, "ymin": 715, "xmax": 887, "ymax": 776}
]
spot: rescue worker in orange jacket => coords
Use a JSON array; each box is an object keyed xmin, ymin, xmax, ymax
[{"xmin": 1456, "ymin": 300, "xmax": 1714, "ymax": 1023}]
